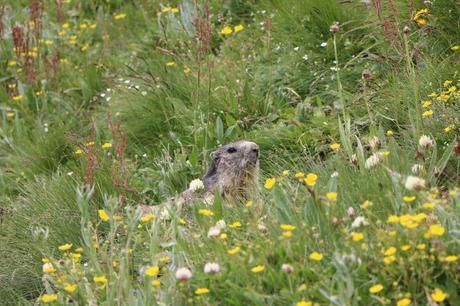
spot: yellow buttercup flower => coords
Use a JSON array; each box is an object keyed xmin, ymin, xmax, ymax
[
  {"xmin": 152, "ymin": 279, "xmax": 161, "ymax": 287},
  {"xmin": 234, "ymin": 24, "xmax": 244, "ymax": 33},
  {"xmin": 369, "ymin": 284, "xmax": 383, "ymax": 293},
  {"xmin": 396, "ymin": 298, "xmax": 411, "ymax": 306},
  {"xmin": 451, "ymin": 45, "xmax": 460, "ymax": 51},
  {"xmin": 304, "ymin": 173, "xmax": 318, "ymax": 187},
  {"xmin": 40, "ymin": 294, "xmax": 58, "ymax": 303},
  {"xmin": 58, "ymin": 243, "xmax": 72, "ymax": 251},
  {"xmin": 98, "ymin": 209, "xmax": 110, "ymax": 221},
  {"xmin": 199, "ymin": 209, "xmax": 214, "ymax": 216},
  {"xmin": 220, "ymin": 26, "xmax": 233, "ymax": 35},
  {"xmin": 229, "ymin": 221, "xmax": 242, "ymax": 228},
  {"xmin": 280, "ymin": 224, "xmax": 296, "ymax": 231},
  {"xmin": 309, "ymin": 252, "xmax": 323, "ymax": 261},
  {"xmin": 384, "ymin": 246, "xmax": 396, "ymax": 256},
  {"xmin": 227, "ymin": 246, "xmax": 240, "ymax": 255},
  {"xmin": 64, "ymin": 283, "xmax": 77, "ymax": 293},
  {"xmin": 383, "ymin": 255, "xmax": 396, "ymax": 265},
  {"xmin": 93, "ymin": 275, "xmax": 107, "ymax": 283},
  {"xmin": 403, "ymin": 196, "xmax": 416, "ymax": 203},
  {"xmin": 386, "ymin": 130, "xmax": 394, "ymax": 136},
  {"xmin": 296, "ymin": 301, "xmax": 312, "ymax": 306},
  {"xmin": 326, "ymin": 192, "xmax": 337, "ymax": 201},
  {"xmin": 251, "ymin": 265, "xmax": 265, "ymax": 273},
  {"xmin": 294, "ymin": 172, "xmax": 305, "ymax": 178},
  {"xmin": 113, "ymin": 13, "xmax": 127, "ymax": 20},
  {"xmin": 422, "ymin": 109, "xmax": 433, "ymax": 118},
  {"xmin": 431, "ymin": 288, "xmax": 447, "ymax": 302},
  {"xmin": 351, "ymin": 232, "xmax": 364, "ymax": 241},
  {"xmin": 401, "ymin": 245, "xmax": 411, "ymax": 252},
  {"xmin": 427, "ymin": 224, "xmax": 445, "ymax": 236},
  {"xmin": 443, "ymin": 255, "xmax": 458, "ymax": 262},
  {"xmin": 282, "ymin": 231, "xmax": 292, "ymax": 238},
  {"xmin": 329, "ymin": 143, "xmax": 340, "ymax": 150},
  {"xmin": 195, "ymin": 287, "xmax": 210, "ymax": 295},
  {"xmin": 264, "ymin": 177, "xmax": 276, "ymax": 189},
  {"xmin": 166, "ymin": 61, "xmax": 176, "ymax": 66},
  {"xmin": 101, "ymin": 142, "xmax": 112, "ymax": 149},
  {"xmin": 387, "ymin": 215, "xmax": 399, "ymax": 223},
  {"xmin": 145, "ymin": 266, "xmax": 160, "ymax": 277},
  {"xmin": 140, "ymin": 213, "xmax": 155, "ymax": 223}
]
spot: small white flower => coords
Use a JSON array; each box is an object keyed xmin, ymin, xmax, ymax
[
  {"xmin": 351, "ymin": 216, "xmax": 368, "ymax": 228},
  {"xmin": 331, "ymin": 171, "xmax": 339, "ymax": 178},
  {"xmin": 175, "ymin": 267, "xmax": 192, "ymax": 281},
  {"xmin": 141, "ymin": 91, "xmax": 147, "ymax": 96},
  {"xmin": 405, "ymin": 175, "xmax": 426, "ymax": 191},
  {"xmin": 320, "ymin": 42, "xmax": 328, "ymax": 47},
  {"xmin": 189, "ymin": 179, "xmax": 205, "ymax": 192},
  {"xmin": 419, "ymin": 135, "xmax": 433, "ymax": 148},
  {"xmin": 302, "ymin": 54, "xmax": 309, "ymax": 61},
  {"xmin": 207, "ymin": 226, "xmax": 221, "ymax": 238},
  {"xmin": 204, "ymin": 262, "xmax": 220, "ymax": 273},
  {"xmin": 411, "ymin": 164, "xmax": 424, "ymax": 174},
  {"xmin": 215, "ymin": 219, "xmax": 226, "ymax": 230},
  {"xmin": 281, "ymin": 263, "xmax": 294, "ymax": 273},
  {"xmin": 347, "ymin": 207, "xmax": 355, "ymax": 217},
  {"xmin": 369, "ymin": 136, "xmax": 380, "ymax": 149},
  {"xmin": 294, "ymin": 47, "xmax": 299, "ymax": 51},
  {"xmin": 365, "ymin": 153, "xmax": 381, "ymax": 169}
]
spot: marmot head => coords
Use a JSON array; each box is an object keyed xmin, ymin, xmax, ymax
[{"xmin": 203, "ymin": 140, "xmax": 259, "ymax": 198}]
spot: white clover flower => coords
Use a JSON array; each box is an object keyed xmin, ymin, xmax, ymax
[
  {"xmin": 204, "ymin": 262, "xmax": 220, "ymax": 274},
  {"xmin": 320, "ymin": 42, "xmax": 328, "ymax": 47},
  {"xmin": 281, "ymin": 263, "xmax": 294, "ymax": 273},
  {"xmin": 365, "ymin": 153, "xmax": 381, "ymax": 169},
  {"xmin": 419, "ymin": 135, "xmax": 433, "ymax": 148},
  {"xmin": 215, "ymin": 219, "xmax": 226, "ymax": 230},
  {"xmin": 175, "ymin": 267, "xmax": 192, "ymax": 281},
  {"xmin": 189, "ymin": 179, "xmax": 205, "ymax": 192},
  {"xmin": 351, "ymin": 216, "xmax": 368, "ymax": 228},
  {"xmin": 411, "ymin": 164, "xmax": 424, "ymax": 174},
  {"xmin": 207, "ymin": 226, "xmax": 221, "ymax": 238},
  {"xmin": 405, "ymin": 175, "xmax": 426, "ymax": 191},
  {"xmin": 369, "ymin": 136, "xmax": 381, "ymax": 149}
]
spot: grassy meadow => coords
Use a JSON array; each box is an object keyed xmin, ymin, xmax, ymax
[{"xmin": 0, "ymin": 0, "xmax": 459, "ymax": 305}]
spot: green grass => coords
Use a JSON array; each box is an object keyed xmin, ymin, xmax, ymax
[{"xmin": 0, "ymin": 0, "xmax": 459, "ymax": 305}]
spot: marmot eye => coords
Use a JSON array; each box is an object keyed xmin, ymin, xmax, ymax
[{"xmin": 227, "ymin": 147, "xmax": 237, "ymax": 153}]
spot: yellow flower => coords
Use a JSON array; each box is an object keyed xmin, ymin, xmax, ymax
[
  {"xmin": 396, "ymin": 298, "xmax": 411, "ymax": 306},
  {"xmin": 387, "ymin": 215, "xmax": 400, "ymax": 223},
  {"xmin": 326, "ymin": 192, "xmax": 337, "ymax": 201},
  {"xmin": 43, "ymin": 264, "xmax": 56, "ymax": 274},
  {"xmin": 161, "ymin": 7, "xmax": 172, "ymax": 13},
  {"xmin": 98, "ymin": 209, "xmax": 110, "ymax": 221},
  {"xmin": 361, "ymin": 200, "xmax": 372, "ymax": 209},
  {"xmin": 159, "ymin": 256, "xmax": 170, "ymax": 262},
  {"xmin": 416, "ymin": 243, "xmax": 426, "ymax": 250},
  {"xmin": 296, "ymin": 301, "xmax": 312, "ymax": 306},
  {"xmin": 179, "ymin": 218, "xmax": 187, "ymax": 225},
  {"xmin": 40, "ymin": 294, "xmax": 58, "ymax": 303},
  {"xmin": 140, "ymin": 213, "xmax": 155, "ymax": 223},
  {"xmin": 383, "ymin": 255, "xmax": 396, "ymax": 265},
  {"xmin": 171, "ymin": 8, "xmax": 179, "ymax": 13},
  {"xmin": 198, "ymin": 209, "xmax": 214, "ymax": 216},
  {"xmin": 423, "ymin": 202, "xmax": 436, "ymax": 209},
  {"xmin": 282, "ymin": 170, "xmax": 289, "ymax": 176},
  {"xmin": 152, "ymin": 279, "xmax": 161, "ymax": 287},
  {"xmin": 42, "ymin": 258, "xmax": 50, "ymax": 263},
  {"xmin": 229, "ymin": 221, "xmax": 242, "ymax": 228},
  {"xmin": 309, "ymin": 252, "xmax": 323, "ymax": 261},
  {"xmin": 195, "ymin": 287, "xmax": 210, "ymax": 295},
  {"xmin": 444, "ymin": 125, "xmax": 454, "ymax": 133},
  {"xmin": 401, "ymin": 245, "xmax": 411, "ymax": 252},
  {"xmin": 251, "ymin": 265, "xmax": 265, "ymax": 273},
  {"xmin": 81, "ymin": 43, "xmax": 89, "ymax": 52},
  {"xmin": 295, "ymin": 172, "xmax": 305, "ymax": 178},
  {"xmin": 451, "ymin": 45, "xmax": 460, "ymax": 51},
  {"xmin": 183, "ymin": 66, "xmax": 191, "ymax": 74},
  {"xmin": 220, "ymin": 233, "xmax": 227, "ymax": 240},
  {"xmin": 64, "ymin": 283, "xmax": 77, "ymax": 293},
  {"xmin": 282, "ymin": 231, "xmax": 293, "ymax": 238},
  {"xmin": 234, "ymin": 24, "xmax": 244, "ymax": 33},
  {"xmin": 101, "ymin": 142, "xmax": 112, "ymax": 149},
  {"xmin": 93, "ymin": 275, "xmax": 107, "ymax": 283},
  {"xmin": 227, "ymin": 246, "xmax": 240, "ymax": 255},
  {"xmin": 422, "ymin": 109, "xmax": 433, "ymax": 118},
  {"xmin": 264, "ymin": 177, "xmax": 276, "ymax": 189},
  {"xmin": 351, "ymin": 232, "xmax": 364, "ymax": 241},
  {"xmin": 384, "ymin": 246, "xmax": 397, "ymax": 256},
  {"xmin": 280, "ymin": 224, "xmax": 296, "ymax": 231},
  {"xmin": 443, "ymin": 80, "xmax": 452, "ymax": 87},
  {"xmin": 427, "ymin": 224, "xmax": 445, "ymax": 236},
  {"xmin": 329, "ymin": 143, "xmax": 341, "ymax": 150},
  {"xmin": 304, "ymin": 173, "xmax": 318, "ymax": 187},
  {"xmin": 386, "ymin": 130, "xmax": 394, "ymax": 136},
  {"xmin": 403, "ymin": 196, "xmax": 416, "ymax": 203},
  {"xmin": 416, "ymin": 18, "xmax": 427, "ymax": 26},
  {"xmin": 113, "ymin": 13, "xmax": 127, "ymax": 20},
  {"xmin": 220, "ymin": 26, "xmax": 233, "ymax": 35},
  {"xmin": 12, "ymin": 95, "xmax": 23, "ymax": 101},
  {"xmin": 369, "ymin": 284, "xmax": 383, "ymax": 293},
  {"xmin": 422, "ymin": 100, "xmax": 432, "ymax": 108},
  {"xmin": 58, "ymin": 243, "xmax": 72, "ymax": 251},
  {"xmin": 8, "ymin": 60, "xmax": 17, "ymax": 66},
  {"xmin": 166, "ymin": 61, "xmax": 176, "ymax": 66},
  {"xmin": 74, "ymin": 149, "xmax": 83, "ymax": 155},
  {"xmin": 443, "ymin": 255, "xmax": 458, "ymax": 262},
  {"xmin": 245, "ymin": 200, "xmax": 253, "ymax": 207},
  {"xmin": 145, "ymin": 266, "xmax": 160, "ymax": 277},
  {"xmin": 431, "ymin": 288, "xmax": 447, "ymax": 302}
]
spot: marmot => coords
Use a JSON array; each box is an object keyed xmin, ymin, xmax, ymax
[{"xmin": 139, "ymin": 140, "xmax": 259, "ymax": 216}]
